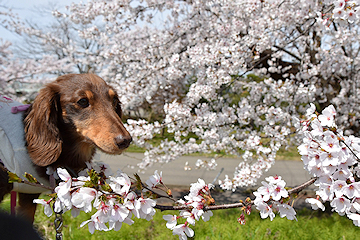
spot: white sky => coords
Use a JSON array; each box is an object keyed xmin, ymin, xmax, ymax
[{"xmin": 1, "ymin": 0, "xmax": 79, "ymax": 42}]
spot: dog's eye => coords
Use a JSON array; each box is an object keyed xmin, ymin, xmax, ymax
[
  {"xmin": 113, "ymin": 97, "xmax": 122, "ymax": 113},
  {"xmin": 77, "ymin": 98, "xmax": 89, "ymax": 108},
  {"xmin": 113, "ymin": 97, "xmax": 120, "ymax": 107},
  {"xmin": 113, "ymin": 98, "xmax": 119, "ymax": 107}
]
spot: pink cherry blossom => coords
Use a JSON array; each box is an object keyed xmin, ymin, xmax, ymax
[
  {"xmin": 136, "ymin": 197, "xmax": 156, "ymax": 220},
  {"xmin": 330, "ymin": 197, "xmax": 351, "ymax": 215},
  {"xmin": 271, "ymin": 180, "xmax": 289, "ymax": 201},
  {"xmin": 109, "ymin": 199, "xmax": 130, "ymax": 223},
  {"xmin": 256, "ymin": 182, "xmax": 273, "ymax": 202},
  {"xmin": 343, "ymin": 182, "xmax": 360, "ymax": 199}
]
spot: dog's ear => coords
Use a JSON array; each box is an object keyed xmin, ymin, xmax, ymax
[{"xmin": 24, "ymin": 83, "xmax": 62, "ymax": 166}]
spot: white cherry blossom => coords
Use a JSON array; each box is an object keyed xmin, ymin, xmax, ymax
[
  {"xmin": 305, "ymin": 198, "xmax": 326, "ymax": 211},
  {"xmin": 163, "ymin": 215, "xmax": 178, "ymax": 230},
  {"xmin": 33, "ymin": 199, "xmax": 53, "ymax": 217}
]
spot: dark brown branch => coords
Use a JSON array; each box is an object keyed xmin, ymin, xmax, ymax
[
  {"xmin": 339, "ymin": 139, "xmax": 360, "ymax": 162},
  {"xmin": 273, "ymin": 45, "xmax": 302, "ymax": 62},
  {"xmin": 287, "ymin": 177, "xmax": 317, "ymax": 195}
]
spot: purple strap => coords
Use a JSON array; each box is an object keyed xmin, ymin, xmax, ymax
[{"xmin": 11, "ymin": 104, "xmax": 31, "ymax": 114}]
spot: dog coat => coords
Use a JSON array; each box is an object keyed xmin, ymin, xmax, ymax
[{"xmin": 0, "ymin": 99, "xmax": 50, "ymax": 193}]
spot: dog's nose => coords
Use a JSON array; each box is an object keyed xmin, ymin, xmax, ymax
[{"xmin": 115, "ymin": 135, "xmax": 132, "ymax": 149}]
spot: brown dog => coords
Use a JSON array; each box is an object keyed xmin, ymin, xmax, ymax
[{"xmin": 0, "ymin": 74, "xmax": 132, "ymax": 222}]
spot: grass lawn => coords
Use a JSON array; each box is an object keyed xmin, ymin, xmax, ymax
[{"xmin": 1, "ymin": 195, "xmax": 359, "ymax": 240}]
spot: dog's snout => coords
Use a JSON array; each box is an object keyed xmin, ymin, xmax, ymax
[{"xmin": 115, "ymin": 135, "xmax": 132, "ymax": 150}]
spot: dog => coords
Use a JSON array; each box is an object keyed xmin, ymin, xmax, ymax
[{"xmin": 0, "ymin": 73, "xmax": 132, "ymax": 222}]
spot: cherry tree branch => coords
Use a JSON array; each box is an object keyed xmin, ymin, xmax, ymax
[
  {"xmin": 155, "ymin": 177, "xmax": 317, "ymax": 211},
  {"xmin": 339, "ymin": 139, "xmax": 360, "ymax": 163}
]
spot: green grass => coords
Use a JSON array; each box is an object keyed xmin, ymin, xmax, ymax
[{"xmin": 1, "ymin": 196, "xmax": 359, "ymax": 240}]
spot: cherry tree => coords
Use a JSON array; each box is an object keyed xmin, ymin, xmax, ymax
[
  {"xmin": 2, "ymin": 0, "xmax": 360, "ymax": 238},
  {"xmin": 0, "ymin": 4, "xmax": 74, "ymax": 101},
  {"xmin": 44, "ymin": 0, "xmax": 360, "ymax": 190}
]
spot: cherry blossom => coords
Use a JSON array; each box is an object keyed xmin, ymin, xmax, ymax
[
  {"xmin": 256, "ymin": 202, "xmax": 275, "ymax": 221},
  {"xmin": 55, "ymin": 168, "xmax": 73, "ymax": 210},
  {"xmin": 344, "ymin": 182, "xmax": 360, "ymax": 199},
  {"xmin": 136, "ymin": 197, "xmax": 156, "ymax": 220},
  {"xmin": 331, "ymin": 197, "xmax": 351, "ymax": 215},
  {"xmin": 276, "ymin": 203, "xmax": 297, "ymax": 221},
  {"xmin": 172, "ymin": 224, "xmax": 194, "ymax": 240},
  {"xmin": 71, "ymin": 187, "xmax": 98, "ymax": 213},
  {"xmin": 109, "ymin": 173, "xmax": 131, "ymax": 195},
  {"xmin": 305, "ymin": 198, "xmax": 325, "ymax": 211},
  {"xmin": 271, "ymin": 181, "xmax": 289, "ymax": 201},
  {"xmin": 253, "ymin": 175, "xmax": 296, "ymax": 221},
  {"xmin": 318, "ymin": 105, "xmax": 336, "ymax": 127},
  {"xmin": 33, "ymin": 199, "xmax": 53, "ymax": 217},
  {"xmin": 348, "ymin": 213, "xmax": 360, "ymax": 227},
  {"xmin": 163, "ymin": 215, "xmax": 177, "ymax": 230},
  {"xmin": 108, "ymin": 199, "xmax": 130, "ymax": 223},
  {"xmin": 145, "ymin": 170, "xmax": 162, "ymax": 188}
]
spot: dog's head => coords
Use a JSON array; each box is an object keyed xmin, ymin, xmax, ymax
[{"xmin": 24, "ymin": 73, "xmax": 132, "ymax": 167}]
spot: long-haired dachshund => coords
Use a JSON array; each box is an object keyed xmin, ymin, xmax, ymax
[{"xmin": 0, "ymin": 74, "xmax": 132, "ymax": 222}]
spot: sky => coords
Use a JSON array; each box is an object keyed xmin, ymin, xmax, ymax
[{"xmin": 1, "ymin": 0, "xmax": 79, "ymax": 42}]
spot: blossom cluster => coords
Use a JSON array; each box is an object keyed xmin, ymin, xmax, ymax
[
  {"xmin": 162, "ymin": 179, "xmax": 214, "ymax": 240},
  {"xmin": 33, "ymin": 163, "xmax": 217, "ymax": 239},
  {"xmin": 253, "ymin": 176, "xmax": 297, "ymax": 221},
  {"xmin": 297, "ymin": 104, "xmax": 360, "ymax": 226},
  {"xmin": 328, "ymin": 0, "xmax": 360, "ymax": 24},
  {"xmin": 35, "ymin": 162, "xmax": 157, "ymax": 234}
]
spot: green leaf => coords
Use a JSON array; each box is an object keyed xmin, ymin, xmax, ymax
[
  {"xmin": 7, "ymin": 171, "xmax": 22, "ymax": 183},
  {"xmin": 101, "ymin": 182, "xmax": 112, "ymax": 192},
  {"xmin": 88, "ymin": 169, "xmax": 99, "ymax": 187}
]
